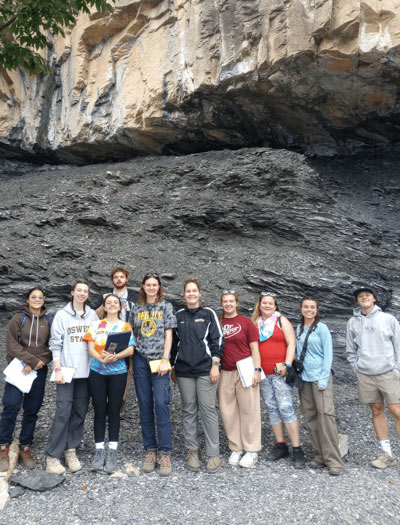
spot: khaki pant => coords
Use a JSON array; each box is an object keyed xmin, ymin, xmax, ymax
[
  {"xmin": 177, "ymin": 375, "xmax": 219, "ymax": 457},
  {"xmin": 300, "ymin": 375, "xmax": 342, "ymax": 469},
  {"xmin": 218, "ymin": 369, "xmax": 261, "ymax": 452}
]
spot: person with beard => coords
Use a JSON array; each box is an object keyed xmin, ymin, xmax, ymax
[
  {"xmin": 96, "ymin": 267, "xmax": 137, "ymax": 415},
  {"xmin": 96, "ymin": 267, "xmax": 137, "ymax": 322}
]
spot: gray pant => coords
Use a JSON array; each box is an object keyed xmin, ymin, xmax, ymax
[
  {"xmin": 177, "ymin": 375, "xmax": 219, "ymax": 457},
  {"xmin": 300, "ymin": 375, "xmax": 342, "ymax": 469},
  {"xmin": 46, "ymin": 378, "xmax": 89, "ymax": 458}
]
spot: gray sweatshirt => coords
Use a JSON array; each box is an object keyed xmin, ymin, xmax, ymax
[
  {"xmin": 346, "ymin": 305, "xmax": 400, "ymax": 377},
  {"xmin": 49, "ymin": 302, "xmax": 98, "ymax": 378}
]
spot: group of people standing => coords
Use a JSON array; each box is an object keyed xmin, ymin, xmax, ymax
[{"xmin": 0, "ymin": 269, "xmax": 399, "ymax": 479}]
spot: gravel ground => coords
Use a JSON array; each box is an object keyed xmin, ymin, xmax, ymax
[{"xmin": 0, "ymin": 332, "xmax": 399, "ymax": 524}]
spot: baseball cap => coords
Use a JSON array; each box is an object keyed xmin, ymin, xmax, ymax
[{"xmin": 353, "ymin": 286, "xmax": 377, "ymax": 299}]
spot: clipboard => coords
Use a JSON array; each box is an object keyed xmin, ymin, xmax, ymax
[{"xmin": 104, "ymin": 331, "xmax": 132, "ymax": 353}]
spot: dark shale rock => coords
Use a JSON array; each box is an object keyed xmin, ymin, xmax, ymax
[
  {"xmin": 0, "ymin": 146, "xmax": 399, "ymax": 382},
  {"xmin": 10, "ymin": 472, "xmax": 65, "ymax": 492}
]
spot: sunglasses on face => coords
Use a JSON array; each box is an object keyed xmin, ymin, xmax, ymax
[
  {"xmin": 222, "ymin": 290, "xmax": 236, "ymax": 294},
  {"xmin": 261, "ymin": 292, "xmax": 277, "ymax": 297}
]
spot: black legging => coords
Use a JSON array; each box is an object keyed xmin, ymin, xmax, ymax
[{"xmin": 88, "ymin": 370, "xmax": 127, "ymax": 442}]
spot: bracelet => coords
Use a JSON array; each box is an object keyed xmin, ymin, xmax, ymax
[
  {"xmin": 162, "ymin": 356, "xmax": 169, "ymax": 361},
  {"xmin": 284, "ymin": 362, "xmax": 292, "ymax": 369},
  {"xmin": 55, "ymin": 367, "xmax": 61, "ymax": 372},
  {"xmin": 254, "ymin": 367, "xmax": 262, "ymax": 372}
]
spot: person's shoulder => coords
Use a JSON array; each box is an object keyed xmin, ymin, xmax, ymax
[
  {"xmin": 316, "ymin": 321, "xmax": 331, "ymax": 334},
  {"xmin": 7, "ymin": 312, "xmax": 22, "ymax": 327},
  {"xmin": 203, "ymin": 306, "xmax": 218, "ymax": 318}
]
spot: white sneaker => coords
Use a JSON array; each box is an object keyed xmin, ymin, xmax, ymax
[
  {"xmin": 228, "ymin": 450, "xmax": 243, "ymax": 466},
  {"xmin": 239, "ymin": 452, "xmax": 258, "ymax": 468},
  {"xmin": 46, "ymin": 456, "xmax": 66, "ymax": 474}
]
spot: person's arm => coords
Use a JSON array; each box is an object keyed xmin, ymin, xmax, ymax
[
  {"xmin": 88, "ymin": 341, "xmax": 115, "ymax": 364},
  {"xmin": 208, "ymin": 310, "xmax": 224, "ymax": 383},
  {"xmin": 279, "ymin": 316, "xmax": 296, "ymax": 377},
  {"xmin": 159, "ymin": 328, "xmax": 173, "ymax": 376},
  {"xmin": 250, "ymin": 341, "xmax": 261, "ymax": 387},
  {"xmin": 390, "ymin": 316, "xmax": 400, "ymax": 377},
  {"xmin": 96, "ymin": 305, "xmax": 105, "ymax": 319},
  {"xmin": 318, "ymin": 324, "xmax": 333, "ymax": 390},
  {"xmin": 6, "ymin": 314, "xmax": 40, "ymax": 369},
  {"xmin": 345, "ymin": 319, "xmax": 357, "ymax": 371}
]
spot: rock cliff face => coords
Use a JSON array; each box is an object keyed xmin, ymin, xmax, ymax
[
  {"xmin": 2, "ymin": 0, "xmax": 400, "ymax": 162},
  {"xmin": 1, "ymin": 147, "xmax": 399, "ymax": 379}
]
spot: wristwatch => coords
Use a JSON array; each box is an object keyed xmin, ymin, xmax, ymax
[
  {"xmin": 212, "ymin": 360, "xmax": 221, "ymax": 368},
  {"xmin": 254, "ymin": 367, "xmax": 262, "ymax": 372},
  {"xmin": 284, "ymin": 362, "xmax": 292, "ymax": 369}
]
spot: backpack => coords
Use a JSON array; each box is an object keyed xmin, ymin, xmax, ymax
[{"xmin": 18, "ymin": 312, "xmax": 51, "ymax": 344}]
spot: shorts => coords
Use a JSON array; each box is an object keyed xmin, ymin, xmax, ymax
[
  {"xmin": 260, "ymin": 374, "xmax": 297, "ymax": 425},
  {"xmin": 357, "ymin": 370, "xmax": 400, "ymax": 405}
]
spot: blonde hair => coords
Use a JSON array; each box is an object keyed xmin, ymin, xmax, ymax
[{"xmin": 251, "ymin": 294, "xmax": 280, "ymax": 325}]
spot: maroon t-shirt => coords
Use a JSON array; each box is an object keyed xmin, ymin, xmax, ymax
[{"xmin": 221, "ymin": 314, "xmax": 259, "ymax": 371}]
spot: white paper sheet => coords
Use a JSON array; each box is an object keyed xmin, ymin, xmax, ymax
[
  {"xmin": 50, "ymin": 367, "xmax": 76, "ymax": 383},
  {"xmin": 4, "ymin": 358, "xmax": 37, "ymax": 394},
  {"xmin": 236, "ymin": 356, "xmax": 266, "ymax": 388}
]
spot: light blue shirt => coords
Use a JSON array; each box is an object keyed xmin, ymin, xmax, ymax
[{"xmin": 296, "ymin": 322, "xmax": 333, "ymax": 390}]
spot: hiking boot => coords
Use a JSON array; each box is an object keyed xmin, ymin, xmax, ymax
[
  {"xmin": 64, "ymin": 449, "xmax": 81, "ymax": 472},
  {"xmin": 46, "ymin": 456, "xmax": 66, "ymax": 475},
  {"xmin": 328, "ymin": 466, "xmax": 343, "ymax": 476},
  {"xmin": 271, "ymin": 443, "xmax": 289, "ymax": 461},
  {"xmin": 228, "ymin": 450, "xmax": 243, "ymax": 466},
  {"xmin": 0, "ymin": 444, "xmax": 10, "ymax": 472},
  {"xmin": 105, "ymin": 449, "xmax": 118, "ymax": 474},
  {"xmin": 91, "ymin": 449, "xmax": 105, "ymax": 471},
  {"xmin": 186, "ymin": 449, "xmax": 200, "ymax": 472},
  {"xmin": 142, "ymin": 450, "xmax": 157, "ymax": 473},
  {"xmin": 19, "ymin": 446, "xmax": 35, "ymax": 470},
  {"xmin": 158, "ymin": 452, "xmax": 172, "ymax": 477},
  {"xmin": 310, "ymin": 459, "xmax": 325, "ymax": 469},
  {"xmin": 239, "ymin": 452, "xmax": 258, "ymax": 469},
  {"xmin": 206, "ymin": 455, "xmax": 222, "ymax": 474},
  {"xmin": 371, "ymin": 451, "xmax": 398, "ymax": 469},
  {"xmin": 293, "ymin": 447, "xmax": 306, "ymax": 469}
]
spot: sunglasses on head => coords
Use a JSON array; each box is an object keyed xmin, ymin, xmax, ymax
[
  {"xmin": 261, "ymin": 292, "xmax": 277, "ymax": 297},
  {"xmin": 222, "ymin": 289, "xmax": 236, "ymax": 294},
  {"xmin": 144, "ymin": 272, "xmax": 160, "ymax": 280}
]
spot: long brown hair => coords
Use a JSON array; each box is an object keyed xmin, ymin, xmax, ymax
[
  {"xmin": 102, "ymin": 293, "xmax": 122, "ymax": 320},
  {"xmin": 138, "ymin": 273, "xmax": 164, "ymax": 306},
  {"xmin": 251, "ymin": 294, "xmax": 280, "ymax": 326},
  {"xmin": 184, "ymin": 275, "xmax": 205, "ymax": 307},
  {"xmin": 298, "ymin": 296, "xmax": 320, "ymax": 338}
]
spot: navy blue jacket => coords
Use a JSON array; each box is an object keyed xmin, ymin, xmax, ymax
[{"xmin": 172, "ymin": 306, "xmax": 224, "ymax": 378}]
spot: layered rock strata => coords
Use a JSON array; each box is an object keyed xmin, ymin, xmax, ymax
[
  {"xmin": 1, "ymin": 0, "xmax": 400, "ymax": 161},
  {"xmin": 1, "ymin": 147, "xmax": 399, "ymax": 381}
]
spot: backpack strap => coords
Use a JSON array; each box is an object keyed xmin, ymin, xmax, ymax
[{"xmin": 18, "ymin": 313, "xmax": 27, "ymax": 344}]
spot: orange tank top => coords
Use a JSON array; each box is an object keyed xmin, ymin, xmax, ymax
[{"xmin": 259, "ymin": 322, "xmax": 287, "ymax": 375}]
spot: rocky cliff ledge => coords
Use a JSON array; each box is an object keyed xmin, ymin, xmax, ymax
[{"xmin": 1, "ymin": 0, "xmax": 400, "ymax": 162}]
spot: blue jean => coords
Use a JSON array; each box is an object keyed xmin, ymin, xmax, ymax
[
  {"xmin": 0, "ymin": 366, "xmax": 47, "ymax": 446},
  {"xmin": 133, "ymin": 353, "xmax": 172, "ymax": 453}
]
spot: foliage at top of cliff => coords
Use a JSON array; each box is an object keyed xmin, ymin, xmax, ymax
[{"xmin": 0, "ymin": 0, "xmax": 114, "ymax": 74}]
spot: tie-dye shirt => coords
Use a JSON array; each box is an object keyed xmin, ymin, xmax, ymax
[{"xmin": 83, "ymin": 319, "xmax": 134, "ymax": 375}]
